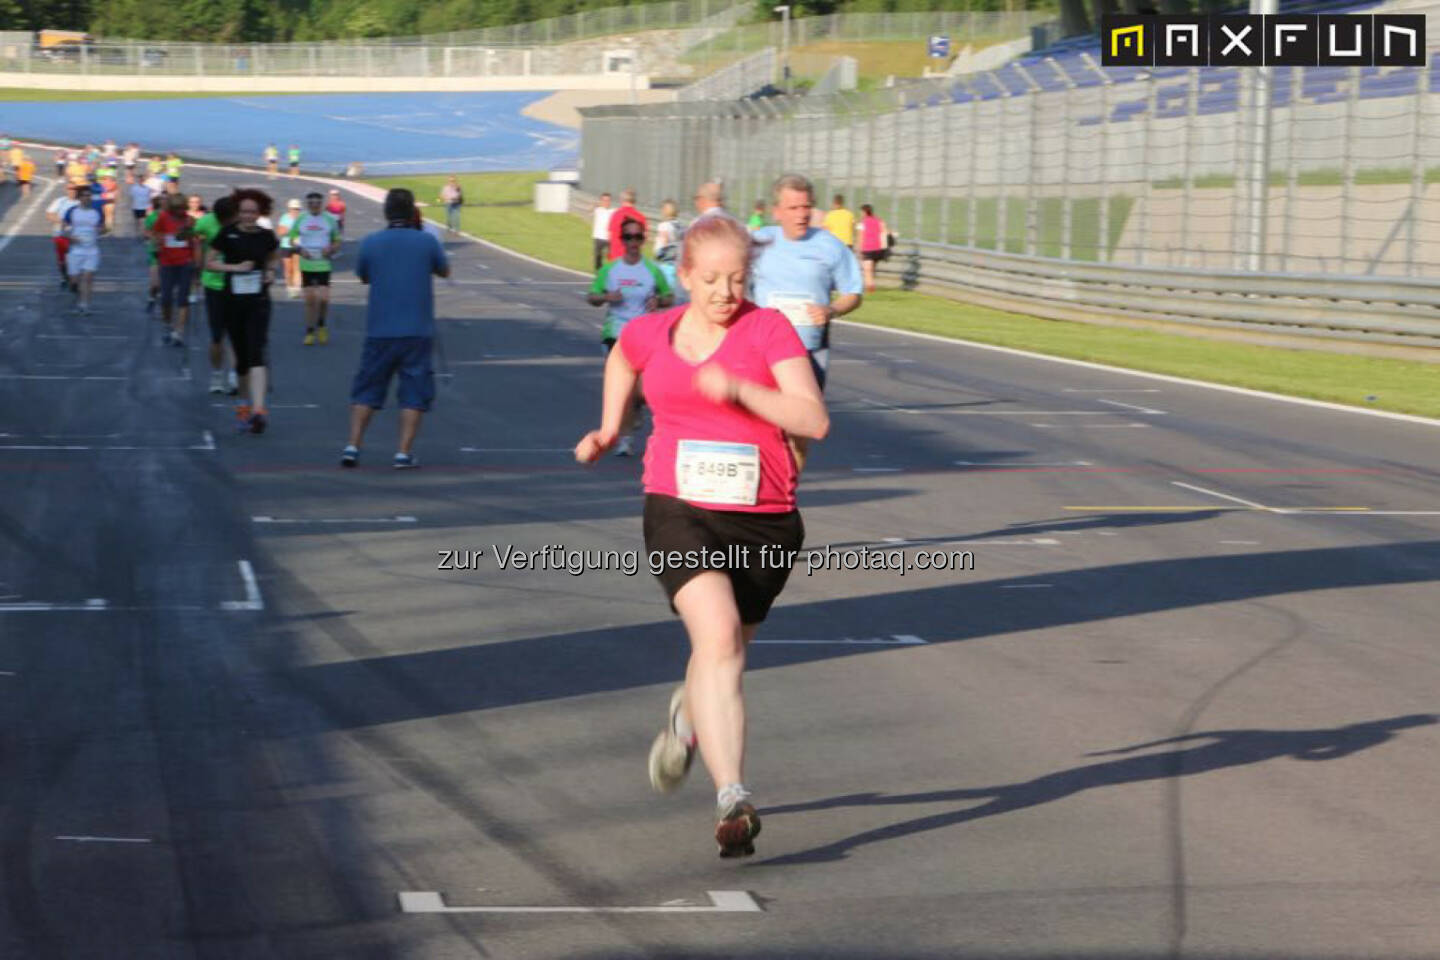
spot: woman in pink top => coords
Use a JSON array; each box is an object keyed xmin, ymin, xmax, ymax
[
  {"xmin": 857, "ymin": 203, "xmax": 889, "ymax": 293},
  {"xmin": 575, "ymin": 215, "xmax": 829, "ymax": 858}
]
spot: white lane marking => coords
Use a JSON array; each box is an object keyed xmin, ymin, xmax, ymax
[
  {"xmin": 955, "ymin": 460, "xmax": 1094, "ymax": 467},
  {"xmin": 0, "ymin": 671, "xmax": 16, "ymax": 677},
  {"xmin": 1299, "ymin": 510, "xmax": 1440, "ymax": 516},
  {"xmin": 36, "ymin": 334, "xmax": 127, "ymax": 340},
  {"xmin": 753, "ymin": 634, "xmax": 928, "ymax": 646},
  {"xmin": 834, "ymin": 319, "xmax": 1440, "ymax": 429},
  {"xmin": 1221, "ymin": 540, "xmax": 1261, "ymax": 545},
  {"xmin": 875, "ymin": 352, "xmax": 916, "ymax": 364},
  {"xmin": 252, "ymin": 516, "xmax": 418, "ymax": 524},
  {"xmin": 1172, "ymin": 481, "xmax": 1279, "ymax": 513},
  {"xmin": 0, "ymin": 442, "xmax": 213, "ymax": 451},
  {"xmin": 54, "ymin": 836, "xmax": 153, "ymax": 844},
  {"xmin": 0, "ymin": 598, "xmax": 108, "ymax": 612},
  {"xmin": 210, "ymin": 403, "xmax": 319, "ymax": 409},
  {"xmin": 857, "ymin": 396, "xmax": 920, "ymax": 415},
  {"xmin": 460, "ymin": 447, "xmax": 575, "ymax": 453},
  {"xmin": 999, "ymin": 584, "xmax": 1054, "ymax": 589},
  {"xmin": 852, "ymin": 467, "xmax": 902, "ymax": 473},
  {"xmin": 1079, "ymin": 423, "xmax": 1150, "ymax": 429},
  {"xmin": 399, "ymin": 890, "xmax": 762, "ymax": 914},
  {"xmin": 0, "ymin": 375, "xmax": 127, "ymax": 381},
  {"xmin": 0, "ymin": 177, "xmax": 59, "ymax": 257},
  {"xmin": 1063, "ymin": 388, "xmax": 1163, "ymax": 393},
  {"xmin": 220, "ymin": 560, "xmax": 264, "ymax": 612},
  {"xmin": 1096, "ymin": 397, "xmax": 1167, "ymax": 415}
]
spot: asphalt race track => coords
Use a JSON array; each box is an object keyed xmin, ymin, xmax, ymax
[{"xmin": 2, "ymin": 156, "xmax": 1439, "ymax": 960}]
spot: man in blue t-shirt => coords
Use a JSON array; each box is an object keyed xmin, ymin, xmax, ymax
[
  {"xmin": 750, "ymin": 173, "xmax": 863, "ymax": 471},
  {"xmin": 749, "ymin": 172, "xmax": 863, "ymax": 393},
  {"xmin": 342, "ymin": 188, "xmax": 450, "ymax": 469}
]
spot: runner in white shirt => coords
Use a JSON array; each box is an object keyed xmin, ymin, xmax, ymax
[
  {"xmin": 63, "ymin": 184, "xmax": 104, "ymax": 315},
  {"xmin": 47, "ymin": 184, "xmax": 80, "ymax": 291},
  {"xmin": 590, "ymin": 192, "xmax": 614, "ymax": 272},
  {"xmin": 128, "ymin": 179, "xmax": 153, "ymax": 239}
]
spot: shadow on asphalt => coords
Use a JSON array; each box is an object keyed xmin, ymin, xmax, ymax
[{"xmin": 758, "ymin": 714, "xmax": 1438, "ymax": 865}]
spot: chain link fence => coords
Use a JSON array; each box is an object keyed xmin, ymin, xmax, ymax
[{"xmin": 581, "ymin": 55, "xmax": 1440, "ymax": 279}]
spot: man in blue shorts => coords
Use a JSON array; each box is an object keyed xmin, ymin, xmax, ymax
[{"xmin": 342, "ymin": 188, "xmax": 450, "ymax": 469}]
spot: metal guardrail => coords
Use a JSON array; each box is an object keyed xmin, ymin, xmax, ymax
[{"xmin": 878, "ymin": 241, "xmax": 1440, "ymax": 346}]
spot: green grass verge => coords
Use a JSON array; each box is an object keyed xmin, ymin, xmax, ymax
[
  {"xmin": 375, "ymin": 170, "xmax": 1440, "ymax": 420},
  {"xmin": 1153, "ymin": 166, "xmax": 1440, "ymax": 189},
  {"xmin": 854, "ymin": 289, "xmax": 1440, "ymax": 419},
  {"xmin": 0, "ymin": 87, "xmax": 315, "ymax": 101},
  {"xmin": 368, "ymin": 170, "xmax": 594, "ymax": 275}
]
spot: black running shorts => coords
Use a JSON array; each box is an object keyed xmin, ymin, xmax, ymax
[
  {"xmin": 642, "ymin": 494, "xmax": 804, "ymax": 625},
  {"xmin": 301, "ymin": 270, "xmax": 331, "ymax": 288}
]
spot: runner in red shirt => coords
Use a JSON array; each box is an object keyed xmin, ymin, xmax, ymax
[
  {"xmin": 606, "ymin": 187, "xmax": 647, "ymax": 261},
  {"xmin": 152, "ymin": 193, "xmax": 197, "ymax": 347},
  {"xmin": 575, "ymin": 214, "xmax": 828, "ymax": 858}
]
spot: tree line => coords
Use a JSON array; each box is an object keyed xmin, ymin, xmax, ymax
[{"xmin": 5, "ymin": 0, "xmax": 1038, "ymax": 43}]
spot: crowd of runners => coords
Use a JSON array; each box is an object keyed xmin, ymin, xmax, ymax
[{"xmin": 5, "ymin": 138, "xmax": 882, "ymax": 860}]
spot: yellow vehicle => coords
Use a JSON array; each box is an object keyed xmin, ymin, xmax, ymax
[{"xmin": 35, "ymin": 29, "xmax": 95, "ymax": 60}]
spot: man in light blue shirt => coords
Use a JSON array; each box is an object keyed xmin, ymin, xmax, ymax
[
  {"xmin": 342, "ymin": 188, "xmax": 450, "ymax": 469},
  {"xmin": 750, "ymin": 172, "xmax": 864, "ymax": 394}
]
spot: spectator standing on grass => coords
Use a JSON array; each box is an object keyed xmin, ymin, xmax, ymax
[
  {"xmin": 438, "ymin": 176, "xmax": 463, "ymax": 237},
  {"xmin": 590, "ymin": 191, "xmax": 613, "ymax": 270},
  {"xmin": 607, "ymin": 188, "xmax": 646, "ymax": 261},
  {"xmin": 341, "ymin": 188, "xmax": 450, "ymax": 470},
  {"xmin": 857, "ymin": 203, "xmax": 890, "ymax": 294}
]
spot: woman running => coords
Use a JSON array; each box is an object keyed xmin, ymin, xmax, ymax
[
  {"xmin": 575, "ymin": 214, "xmax": 829, "ymax": 858},
  {"xmin": 207, "ymin": 188, "xmax": 280, "ymax": 435},
  {"xmin": 857, "ymin": 203, "xmax": 889, "ymax": 294}
]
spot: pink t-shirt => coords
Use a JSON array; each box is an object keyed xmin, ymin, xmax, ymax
[
  {"xmin": 859, "ymin": 215, "xmax": 885, "ymax": 252},
  {"xmin": 619, "ymin": 302, "xmax": 808, "ymax": 513}
]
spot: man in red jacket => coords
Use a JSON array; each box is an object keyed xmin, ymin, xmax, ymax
[{"xmin": 607, "ymin": 188, "xmax": 646, "ymax": 261}]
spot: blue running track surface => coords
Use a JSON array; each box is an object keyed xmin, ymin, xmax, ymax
[{"xmin": 2, "ymin": 91, "xmax": 579, "ymax": 173}]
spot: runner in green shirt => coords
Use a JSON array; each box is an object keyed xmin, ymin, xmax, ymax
[
  {"xmin": 192, "ymin": 195, "xmax": 237, "ymax": 393},
  {"xmin": 287, "ymin": 145, "xmax": 301, "ymax": 177},
  {"xmin": 143, "ymin": 197, "xmax": 163, "ymax": 312},
  {"xmin": 294, "ymin": 191, "xmax": 341, "ymax": 345}
]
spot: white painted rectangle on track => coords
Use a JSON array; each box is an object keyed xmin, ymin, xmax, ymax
[
  {"xmin": 0, "ymin": 598, "xmax": 108, "ymax": 612},
  {"xmin": 252, "ymin": 516, "xmax": 418, "ymax": 524},
  {"xmin": 399, "ymin": 890, "xmax": 762, "ymax": 914}
]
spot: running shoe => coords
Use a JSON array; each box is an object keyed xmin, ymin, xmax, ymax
[
  {"xmin": 340, "ymin": 444, "xmax": 359, "ymax": 468},
  {"xmin": 303, "ymin": 331, "xmax": 315, "ymax": 346},
  {"xmin": 170, "ymin": 334, "xmax": 184, "ymax": 349},
  {"xmin": 715, "ymin": 790, "xmax": 761, "ymax": 859},
  {"xmin": 233, "ymin": 404, "xmax": 252, "ymax": 433},
  {"xmin": 226, "ymin": 370, "xmax": 239, "ymax": 395},
  {"xmin": 188, "ymin": 292, "xmax": 198, "ymax": 304},
  {"xmin": 78, "ymin": 305, "xmax": 91, "ymax": 317},
  {"xmin": 648, "ymin": 685, "xmax": 696, "ymax": 794},
  {"xmin": 208, "ymin": 370, "xmax": 225, "ymax": 394},
  {"xmin": 248, "ymin": 411, "xmax": 267, "ymax": 435},
  {"xmin": 316, "ymin": 326, "xmax": 329, "ymax": 345},
  {"xmin": 615, "ymin": 435, "xmax": 634, "ymax": 457},
  {"xmin": 145, "ymin": 296, "xmax": 156, "ymax": 314},
  {"xmin": 392, "ymin": 452, "xmax": 418, "ymax": 469}
]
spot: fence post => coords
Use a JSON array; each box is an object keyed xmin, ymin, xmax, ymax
[
  {"xmin": 1057, "ymin": 59, "xmax": 1076, "ymax": 262},
  {"xmin": 1137, "ymin": 72, "xmax": 1157, "ymax": 267},
  {"xmin": 1282, "ymin": 66, "xmax": 1301, "ymax": 272},
  {"xmin": 964, "ymin": 79, "xmax": 980, "ymax": 248},
  {"xmin": 1180, "ymin": 66, "xmax": 1199, "ymax": 268},
  {"xmin": 1081, "ymin": 52, "xmax": 1111, "ymax": 263},
  {"xmin": 1014, "ymin": 62, "xmax": 1042, "ymax": 257},
  {"xmin": 1406, "ymin": 66, "xmax": 1425, "ymax": 277},
  {"xmin": 939, "ymin": 90, "xmax": 952, "ymax": 246},
  {"xmin": 1339, "ymin": 64, "xmax": 1358, "ymax": 273}
]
